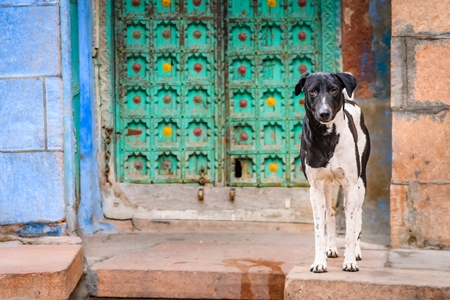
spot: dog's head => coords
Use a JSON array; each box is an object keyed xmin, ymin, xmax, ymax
[{"xmin": 294, "ymin": 72, "xmax": 357, "ymax": 124}]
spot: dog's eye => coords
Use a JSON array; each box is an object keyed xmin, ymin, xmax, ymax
[
  {"xmin": 309, "ymin": 90, "xmax": 317, "ymax": 96},
  {"xmin": 330, "ymin": 88, "xmax": 338, "ymax": 94}
]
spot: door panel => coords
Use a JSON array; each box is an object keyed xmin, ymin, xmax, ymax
[
  {"xmin": 115, "ymin": 0, "xmax": 219, "ymax": 185},
  {"xmin": 226, "ymin": 0, "xmax": 315, "ymax": 187}
]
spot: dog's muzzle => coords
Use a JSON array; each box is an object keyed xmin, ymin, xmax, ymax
[{"xmin": 318, "ymin": 107, "xmax": 332, "ymax": 123}]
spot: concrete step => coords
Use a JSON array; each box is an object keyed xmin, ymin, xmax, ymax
[
  {"xmin": 0, "ymin": 239, "xmax": 83, "ymax": 300},
  {"xmin": 83, "ymin": 227, "xmax": 450, "ymax": 300},
  {"xmin": 285, "ymin": 247, "xmax": 450, "ymax": 299}
]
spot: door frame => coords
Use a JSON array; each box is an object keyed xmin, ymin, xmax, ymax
[{"xmin": 91, "ymin": 0, "xmax": 341, "ymax": 223}]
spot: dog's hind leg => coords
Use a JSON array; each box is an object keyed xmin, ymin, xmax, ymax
[
  {"xmin": 309, "ymin": 185, "xmax": 328, "ymax": 273},
  {"xmin": 325, "ymin": 184, "xmax": 338, "ymax": 258},
  {"xmin": 342, "ymin": 184, "xmax": 362, "ymax": 272},
  {"xmin": 355, "ymin": 178, "xmax": 366, "ymax": 261}
]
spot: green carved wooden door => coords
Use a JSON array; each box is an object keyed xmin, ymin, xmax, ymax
[
  {"xmin": 115, "ymin": 0, "xmax": 340, "ymax": 188},
  {"xmin": 115, "ymin": 0, "xmax": 220, "ymax": 185}
]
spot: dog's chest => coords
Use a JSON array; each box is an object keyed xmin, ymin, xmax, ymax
[{"xmin": 304, "ymin": 127, "xmax": 358, "ymax": 185}]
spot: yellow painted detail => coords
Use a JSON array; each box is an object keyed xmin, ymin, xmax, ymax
[
  {"xmin": 161, "ymin": 0, "xmax": 171, "ymax": 7},
  {"xmin": 267, "ymin": 0, "xmax": 276, "ymax": 8},
  {"xmin": 162, "ymin": 126, "xmax": 173, "ymax": 137},
  {"xmin": 266, "ymin": 97, "xmax": 276, "ymax": 107},
  {"xmin": 268, "ymin": 162, "xmax": 278, "ymax": 173},
  {"xmin": 162, "ymin": 62, "xmax": 172, "ymax": 73}
]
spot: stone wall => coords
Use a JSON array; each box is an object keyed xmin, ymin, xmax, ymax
[
  {"xmin": 0, "ymin": 0, "xmax": 66, "ymax": 230},
  {"xmin": 391, "ymin": 0, "xmax": 450, "ymax": 248}
]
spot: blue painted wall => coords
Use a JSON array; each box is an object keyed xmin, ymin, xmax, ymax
[{"xmin": 0, "ymin": 0, "xmax": 70, "ymax": 232}]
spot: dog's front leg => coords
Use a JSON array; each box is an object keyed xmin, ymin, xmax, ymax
[
  {"xmin": 343, "ymin": 184, "xmax": 361, "ymax": 272},
  {"xmin": 325, "ymin": 185, "xmax": 338, "ymax": 258},
  {"xmin": 309, "ymin": 185, "xmax": 327, "ymax": 273}
]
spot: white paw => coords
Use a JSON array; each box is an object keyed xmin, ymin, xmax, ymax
[
  {"xmin": 310, "ymin": 263, "xmax": 327, "ymax": 273},
  {"xmin": 326, "ymin": 248, "xmax": 338, "ymax": 258},
  {"xmin": 342, "ymin": 261, "xmax": 359, "ymax": 272}
]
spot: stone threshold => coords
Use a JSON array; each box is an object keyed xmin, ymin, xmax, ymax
[{"xmin": 0, "ymin": 237, "xmax": 83, "ymax": 300}]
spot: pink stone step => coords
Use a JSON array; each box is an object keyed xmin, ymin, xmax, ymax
[{"xmin": 0, "ymin": 244, "xmax": 83, "ymax": 300}]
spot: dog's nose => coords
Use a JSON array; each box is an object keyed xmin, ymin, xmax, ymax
[{"xmin": 319, "ymin": 109, "xmax": 331, "ymax": 121}]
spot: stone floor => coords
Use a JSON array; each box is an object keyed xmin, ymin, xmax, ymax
[{"xmin": 72, "ymin": 221, "xmax": 450, "ymax": 299}]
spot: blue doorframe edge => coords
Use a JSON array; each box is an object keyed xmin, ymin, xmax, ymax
[
  {"xmin": 60, "ymin": 0, "xmax": 77, "ymax": 235},
  {"xmin": 78, "ymin": 0, "xmax": 114, "ymax": 234}
]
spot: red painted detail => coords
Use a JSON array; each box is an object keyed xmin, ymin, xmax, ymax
[
  {"xmin": 193, "ymin": 0, "xmax": 201, "ymax": 6},
  {"xmin": 193, "ymin": 127, "xmax": 202, "ymax": 137},
  {"xmin": 131, "ymin": 0, "xmax": 140, "ymax": 6},
  {"xmin": 162, "ymin": 29, "xmax": 171, "ymax": 39},
  {"xmin": 162, "ymin": 160, "xmax": 172, "ymax": 170},
  {"xmin": 299, "ymin": 64, "xmax": 307, "ymax": 74},
  {"xmin": 132, "ymin": 95, "xmax": 142, "ymax": 104},
  {"xmin": 134, "ymin": 161, "xmax": 143, "ymax": 170},
  {"xmin": 132, "ymin": 62, "xmax": 142, "ymax": 73},
  {"xmin": 132, "ymin": 30, "xmax": 142, "ymax": 40},
  {"xmin": 163, "ymin": 95, "xmax": 172, "ymax": 104},
  {"xmin": 298, "ymin": 0, "xmax": 306, "ymax": 7},
  {"xmin": 239, "ymin": 99, "xmax": 248, "ymax": 108},
  {"xmin": 297, "ymin": 31, "xmax": 306, "ymax": 41},
  {"xmin": 238, "ymin": 32, "xmax": 248, "ymax": 42},
  {"xmin": 193, "ymin": 30, "xmax": 202, "ymax": 39},
  {"xmin": 299, "ymin": 98, "xmax": 305, "ymax": 106},
  {"xmin": 127, "ymin": 129, "xmax": 142, "ymax": 136},
  {"xmin": 193, "ymin": 95, "xmax": 202, "ymax": 104},
  {"xmin": 194, "ymin": 63, "xmax": 203, "ymax": 73},
  {"xmin": 239, "ymin": 132, "xmax": 249, "ymax": 141},
  {"xmin": 238, "ymin": 65, "xmax": 247, "ymax": 76}
]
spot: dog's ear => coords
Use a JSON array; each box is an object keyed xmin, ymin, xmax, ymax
[
  {"xmin": 294, "ymin": 72, "xmax": 310, "ymax": 96},
  {"xmin": 335, "ymin": 72, "xmax": 357, "ymax": 97}
]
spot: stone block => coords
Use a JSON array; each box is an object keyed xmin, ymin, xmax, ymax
[
  {"xmin": 392, "ymin": 0, "xmax": 450, "ymax": 36},
  {"xmin": 0, "ymin": 78, "xmax": 45, "ymax": 150},
  {"xmin": 414, "ymin": 40, "xmax": 450, "ymax": 105},
  {"xmin": 46, "ymin": 77, "xmax": 64, "ymax": 150},
  {"xmin": 0, "ymin": 6, "xmax": 60, "ymax": 76},
  {"xmin": 0, "ymin": 152, "xmax": 65, "ymax": 225},
  {"xmin": 416, "ymin": 184, "xmax": 450, "ymax": 245},
  {"xmin": 392, "ymin": 111, "xmax": 450, "ymax": 182},
  {"xmin": 285, "ymin": 265, "xmax": 450, "ymax": 300},
  {"xmin": 390, "ymin": 184, "xmax": 407, "ymax": 248},
  {"xmin": 0, "ymin": 245, "xmax": 83, "ymax": 300}
]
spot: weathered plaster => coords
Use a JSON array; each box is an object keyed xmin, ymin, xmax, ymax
[
  {"xmin": 0, "ymin": 78, "xmax": 45, "ymax": 150},
  {"xmin": 0, "ymin": 0, "xmax": 73, "ymax": 234},
  {"xmin": 0, "ymin": 152, "xmax": 65, "ymax": 225},
  {"xmin": 0, "ymin": 5, "xmax": 61, "ymax": 76},
  {"xmin": 46, "ymin": 77, "xmax": 64, "ymax": 150},
  {"xmin": 342, "ymin": 0, "xmax": 391, "ymax": 98}
]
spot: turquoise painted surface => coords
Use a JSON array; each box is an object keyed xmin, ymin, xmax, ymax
[{"xmin": 115, "ymin": 0, "xmax": 217, "ymax": 185}]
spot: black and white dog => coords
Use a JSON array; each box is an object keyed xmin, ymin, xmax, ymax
[{"xmin": 295, "ymin": 72, "xmax": 370, "ymax": 273}]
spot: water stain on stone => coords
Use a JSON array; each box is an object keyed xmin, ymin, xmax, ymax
[{"xmin": 223, "ymin": 258, "xmax": 284, "ymax": 299}]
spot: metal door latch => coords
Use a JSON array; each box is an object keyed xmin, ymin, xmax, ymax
[
  {"xmin": 230, "ymin": 188, "xmax": 235, "ymax": 201},
  {"xmin": 198, "ymin": 188, "xmax": 204, "ymax": 201}
]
